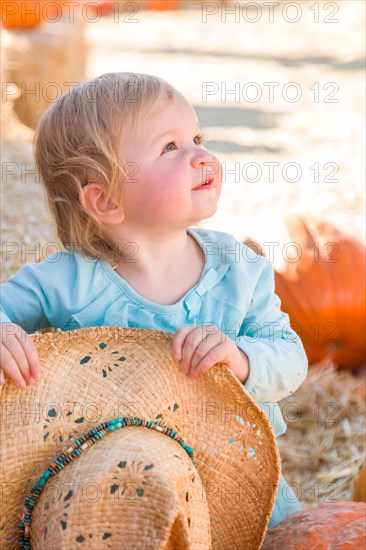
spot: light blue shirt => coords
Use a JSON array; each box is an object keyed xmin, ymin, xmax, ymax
[{"xmin": 0, "ymin": 227, "xmax": 308, "ymax": 437}]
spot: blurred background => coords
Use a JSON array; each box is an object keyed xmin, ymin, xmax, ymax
[
  {"xmin": 1, "ymin": 0, "xmax": 365, "ymax": 515},
  {"xmin": 2, "ymin": 0, "xmax": 365, "ymax": 261}
]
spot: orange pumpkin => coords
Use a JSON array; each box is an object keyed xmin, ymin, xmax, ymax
[
  {"xmin": 0, "ymin": 1, "xmax": 71, "ymax": 28},
  {"xmin": 353, "ymin": 463, "xmax": 366, "ymax": 503},
  {"xmin": 246, "ymin": 217, "xmax": 366, "ymax": 370},
  {"xmin": 263, "ymin": 501, "xmax": 366, "ymax": 549},
  {"xmin": 143, "ymin": 0, "xmax": 180, "ymax": 9},
  {"xmin": 1, "ymin": 1, "xmax": 114, "ymax": 29},
  {"xmin": 80, "ymin": 1, "xmax": 114, "ymax": 15},
  {"xmin": 1, "ymin": 1, "xmax": 45, "ymax": 28}
]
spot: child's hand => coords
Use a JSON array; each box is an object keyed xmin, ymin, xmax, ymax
[
  {"xmin": 0, "ymin": 323, "xmax": 41, "ymax": 388},
  {"xmin": 172, "ymin": 325, "xmax": 250, "ymax": 383}
]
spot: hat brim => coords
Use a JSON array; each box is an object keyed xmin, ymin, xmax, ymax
[{"xmin": 0, "ymin": 327, "xmax": 281, "ymax": 549}]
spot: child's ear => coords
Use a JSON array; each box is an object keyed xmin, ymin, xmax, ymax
[{"xmin": 80, "ymin": 184, "xmax": 125, "ymax": 224}]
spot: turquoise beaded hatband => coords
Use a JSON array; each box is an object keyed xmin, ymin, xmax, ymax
[{"xmin": 18, "ymin": 416, "xmax": 194, "ymax": 550}]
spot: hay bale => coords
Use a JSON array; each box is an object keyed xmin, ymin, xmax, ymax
[
  {"xmin": 1, "ymin": 29, "xmax": 54, "ymax": 279},
  {"xmin": 1, "ymin": 32, "xmax": 33, "ymax": 147},
  {"xmin": 278, "ymin": 362, "xmax": 366, "ymax": 508},
  {"xmin": 3, "ymin": 16, "xmax": 87, "ymax": 129}
]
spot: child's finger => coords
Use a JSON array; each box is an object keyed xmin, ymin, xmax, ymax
[
  {"xmin": 179, "ymin": 328, "xmax": 208, "ymax": 375},
  {"xmin": 0, "ymin": 343, "xmax": 27, "ymax": 388},
  {"xmin": 7, "ymin": 336, "xmax": 34, "ymax": 384},
  {"xmin": 19, "ymin": 336, "xmax": 41, "ymax": 380},
  {"xmin": 171, "ymin": 326, "xmax": 195, "ymax": 361},
  {"xmin": 189, "ymin": 343, "xmax": 225, "ymax": 380},
  {"xmin": 0, "ymin": 370, "xmax": 5, "ymax": 385},
  {"xmin": 185, "ymin": 328, "xmax": 225, "ymax": 378}
]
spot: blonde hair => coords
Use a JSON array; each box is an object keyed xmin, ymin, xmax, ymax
[{"xmin": 34, "ymin": 72, "xmax": 174, "ymax": 264}]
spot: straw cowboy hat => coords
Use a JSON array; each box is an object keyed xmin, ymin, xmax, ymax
[{"xmin": 0, "ymin": 327, "xmax": 281, "ymax": 549}]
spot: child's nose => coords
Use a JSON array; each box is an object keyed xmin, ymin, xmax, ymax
[
  {"xmin": 191, "ymin": 146, "xmax": 213, "ymax": 168},
  {"xmin": 191, "ymin": 148, "xmax": 221, "ymax": 182}
]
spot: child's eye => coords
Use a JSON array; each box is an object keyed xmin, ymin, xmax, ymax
[
  {"xmin": 161, "ymin": 134, "xmax": 204, "ymax": 155},
  {"xmin": 162, "ymin": 141, "xmax": 177, "ymax": 154}
]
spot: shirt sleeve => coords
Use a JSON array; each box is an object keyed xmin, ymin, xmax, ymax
[
  {"xmin": 235, "ymin": 257, "xmax": 308, "ymax": 403},
  {"xmin": 1, "ymin": 262, "xmax": 52, "ymax": 332},
  {"xmin": 0, "ymin": 252, "xmax": 94, "ymax": 333}
]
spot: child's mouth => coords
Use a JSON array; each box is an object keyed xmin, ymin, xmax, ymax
[{"xmin": 192, "ymin": 177, "xmax": 214, "ymax": 190}]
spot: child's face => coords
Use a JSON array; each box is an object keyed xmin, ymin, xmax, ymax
[{"xmin": 118, "ymin": 92, "xmax": 222, "ymax": 232}]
